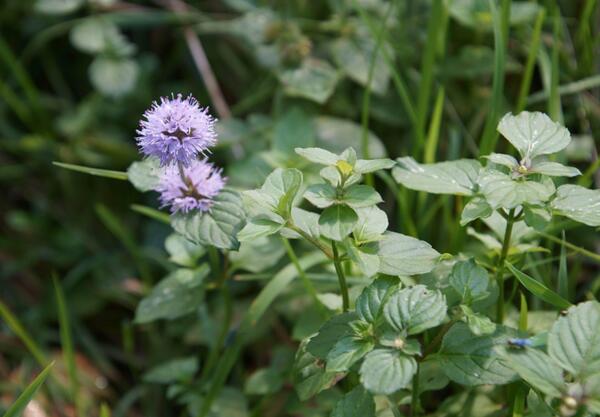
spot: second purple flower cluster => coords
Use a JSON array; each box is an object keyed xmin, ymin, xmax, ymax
[{"xmin": 136, "ymin": 94, "xmax": 225, "ymax": 214}]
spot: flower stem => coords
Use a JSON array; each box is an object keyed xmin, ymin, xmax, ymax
[
  {"xmin": 496, "ymin": 208, "xmax": 516, "ymax": 323},
  {"xmin": 331, "ymin": 241, "xmax": 349, "ymax": 312}
]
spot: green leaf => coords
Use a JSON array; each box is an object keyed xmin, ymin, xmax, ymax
[
  {"xmin": 497, "ymin": 111, "xmax": 571, "ymax": 160},
  {"xmin": 307, "ymin": 312, "xmax": 357, "ymax": 359},
  {"xmin": 70, "ymin": 18, "xmax": 133, "ymax": 55},
  {"xmin": 503, "ymin": 348, "xmax": 564, "ymax": 397},
  {"xmin": 237, "ymin": 217, "xmax": 284, "ymax": 241},
  {"xmin": 392, "ymin": 157, "xmax": 481, "ymax": 195},
  {"xmin": 523, "ymin": 205, "xmax": 552, "ymax": 231},
  {"xmin": 449, "ymin": 259, "xmax": 490, "ymax": 303},
  {"xmin": 460, "ymin": 305, "xmax": 496, "ymax": 336},
  {"xmin": 35, "ymin": 0, "xmax": 83, "ymax": 14},
  {"xmin": 127, "ymin": 158, "xmax": 162, "ymax": 192},
  {"xmin": 172, "ymin": 189, "xmax": 246, "ymax": 250},
  {"xmin": 354, "ymin": 158, "xmax": 395, "ymax": 174},
  {"xmin": 359, "ymin": 349, "xmax": 417, "ymax": 394},
  {"xmin": 293, "ymin": 339, "xmax": 339, "ymax": 401},
  {"xmin": 244, "ymin": 368, "xmax": 283, "ymax": 395},
  {"xmin": 295, "ymin": 147, "xmax": 340, "ymax": 165},
  {"xmin": 53, "ymin": 161, "xmax": 128, "ymax": 181},
  {"xmin": 165, "ymin": 233, "xmax": 205, "ymax": 267},
  {"xmin": 342, "ymin": 185, "xmax": 383, "ymax": 208},
  {"xmin": 353, "ymin": 206, "xmax": 388, "ymax": 243},
  {"xmin": 550, "ymin": 184, "xmax": 600, "ymax": 227},
  {"xmin": 345, "ymin": 242, "xmax": 380, "ymax": 278},
  {"xmin": 262, "ymin": 168, "xmax": 303, "ymax": 217},
  {"xmin": 548, "ymin": 301, "xmax": 600, "ymax": 378},
  {"xmin": 318, "ymin": 205, "xmax": 358, "ymax": 241},
  {"xmin": 355, "ymin": 276, "xmax": 399, "ymax": 324},
  {"xmin": 230, "ymin": 235, "xmax": 285, "ymax": 273},
  {"xmin": 383, "ymin": 285, "xmax": 447, "ymax": 335},
  {"xmin": 272, "ymin": 108, "xmax": 314, "ymax": 154},
  {"xmin": 485, "ymin": 153, "xmax": 518, "ymax": 168},
  {"xmin": 315, "ymin": 117, "xmax": 387, "ymax": 158},
  {"xmin": 505, "ymin": 263, "xmax": 571, "ymax": 310},
  {"xmin": 135, "ymin": 266, "xmax": 209, "ymax": 324},
  {"xmin": 447, "ymin": 0, "xmax": 541, "ymax": 28},
  {"xmin": 376, "ymin": 232, "xmax": 440, "ymax": 276},
  {"xmin": 478, "ymin": 170, "xmax": 555, "ymax": 209},
  {"xmin": 326, "ymin": 336, "xmax": 374, "ymax": 372},
  {"xmin": 3, "ymin": 362, "xmax": 54, "ymax": 417},
  {"xmin": 330, "ymin": 35, "xmax": 390, "ymax": 95},
  {"xmin": 89, "ymin": 56, "xmax": 138, "ymax": 98},
  {"xmin": 304, "ymin": 183, "xmax": 337, "ymax": 208},
  {"xmin": 331, "ymin": 386, "xmax": 375, "ymax": 417},
  {"xmin": 529, "ymin": 160, "xmax": 581, "ymax": 177},
  {"xmin": 460, "ymin": 196, "xmax": 493, "ymax": 226},
  {"xmin": 278, "ymin": 58, "xmax": 339, "ymax": 104},
  {"xmin": 287, "ymin": 208, "xmax": 320, "ymax": 240},
  {"xmin": 436, "ymin": 322, "xmax": 520, "ymax": 386},
  {"xmin": 143, "ymin": 357, "xmax": 198, "ymax": 384}
]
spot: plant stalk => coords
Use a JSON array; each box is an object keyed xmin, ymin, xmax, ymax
[
  {"xmin": 331, "ymin": 241, "xmax": 350, "ymax": 312},
  {"xmin": 496, "ymin": 208, "xmax": 516, "ymax": 323}
]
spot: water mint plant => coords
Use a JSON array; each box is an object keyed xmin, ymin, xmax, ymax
[{"xmin": 8, "ymin": 2, "xmax": 600, "ymax": 416}]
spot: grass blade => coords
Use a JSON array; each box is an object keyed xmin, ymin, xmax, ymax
[
  {"xmin": 548, "ymin": 2, "xmax": 562, "ymax": 121},
  {"xmin": 198, "ymin": 252, "xmax": 328, "ymax": 417},
  {"xmin": 415, "ymin": 0, "xmax": 445, "ymax": 156},
  {"xmin": 516, "ymin": 8, "xmax": 546, "ymax": 112},
  {"xmin": 506, "ymin": 262, "xmax": 571, "ymax": 310},
  {"xmin": 519, "ymin": 292, "xmax": 528, "ymax": 332},
  {"xmin": 557, "ymin": 232, "xmax": 568, "ymax": 300},
  {"xmin": 424, "ymin": 87, "xmax": 445, "ymax": 164},
  {"xmin": 95, "ymin": 204, "xmax": 152, "ymax": 287},
  {"xmin": 2, "ymin": 362, "xmax": 54, "ymax": 417},
  {"xmin": 53, "ymin": 276, "xmax": 82, "ymax": 416},
  {"xmin": 53, "ymin": 162, "xmax": 129, "ymax": 181},
  {"xmin": 0, "ymin": 300, "xmax": 47, "ymax": 366},
  {"xmin": 479, "ymin": 0, "xmax": 510, "ymax": 155}
]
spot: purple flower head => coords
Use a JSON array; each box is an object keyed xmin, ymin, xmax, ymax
[
  {"xmin": 156, "ymin": 159, "xmax": 226, "ymax": 214},
  {"xmin": 137, "ymin": 94, "xmax": 217, "ymax": 166}
]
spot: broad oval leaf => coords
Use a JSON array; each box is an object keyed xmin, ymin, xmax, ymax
[
  {"xmin": 478, "ymin": 170, "xmax": 555, "ymax": 209},
  {"xmin": 331, "ymin": 386, "xmax": 375, "ymax": 417},
  {"xmin": 436, "ymin": 323, "xmax": 520, "ymax": 386},
  {"xmin": 304, "ymin": 183, "xmax": 337, "ymax": 208},
  {"xmin": 355, "ymin": 277, "xmax": 399, "ymax": 324},
  {"xmin": 392, "ymin": 157, "xmax": 481, "ymax": 195},
  {"xmin": 359, "ymin": 349, "xmax": 417, "ymax": 394},
  {"xmin": 237, "ymin": 217, "xmax": 283, "ymax": 241},
  {"xmin": 307, "ymin": 312, "xmax": 357, "ymax": 359},
  {"xmin": 326, "ymin": 336, "xmax": 374, "ymax": 372},
  {"xmin": 354, "ymin": 158, "xmax": 395, "ymax": 174},
  {"xmin": 449, "ymin": 259, "xmax": 490, "ymax": 303},
  {"xmin": 376, "ymin": 232, "xmax": 440, "ymax": 276},
  {"xmin": 135, "ymin": 266, "xmax": 209, "ymax": 324},
  {"xmin": 503, "ymin": 348, "xmax": 564, "ymax": 397},
  {"xmin": 293, "ymin": 339, "xmax": 340, "ymax": 401},
  {"xmin": 90, "ymin": 56, "xmax": 138, "ymax": 97},
  {"xmin": 278, "ymin": 58, "xmax": 339, "ymax": 104},
  {"xmin": 342, "ymin": 185, "xmax": 383, "ymax": 208},
  {"xmin": 497, "ymin": 112, "xmax": 571, "ymax": 160},
  {"xmin": 353, "ymin": 206, "xmax": 388, "ymax": 243},
  {"xmin": 127, "ymin": 158, "xmax": 162, "ymax": 192},
  {"xmin": 295, "ymin": 147, "xmax": 339, "ymax": 165},
  {"xmin": 460, "ymin": 196, "xmax": 493, "ymax": 226},
  {"xmin": 383, "ymin": 285, "xmax": 447, "ymax": 334},
  {"xmin": 548, "ymin": 301, "xmax": 600, "ymax": 378},
  {"xmin": 172, "ymin": 189, "xmax": 246, "ymax": 250},
  {"xmin": 550, "ymin": 184, "xmax": 600, "ymax": 227},
  {"xmin": 318, "ymin": 204, "xmax": 358, "ymax": 241}
]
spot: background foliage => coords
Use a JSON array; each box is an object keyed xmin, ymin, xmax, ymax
[{"xmin": 1, "ymin": 0, "xmax": 599, "ymax": 416}]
